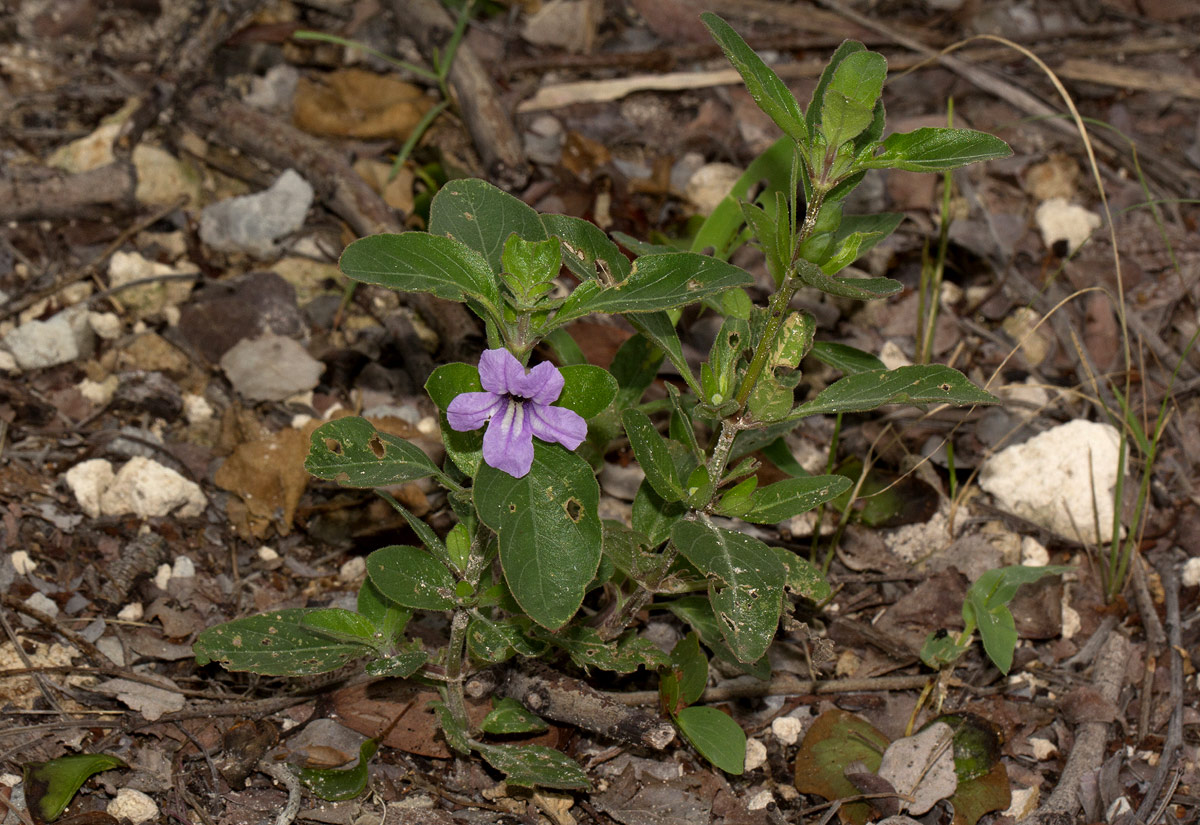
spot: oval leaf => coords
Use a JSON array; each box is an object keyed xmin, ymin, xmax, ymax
[
  {"xmin": 737, "ymin": 475, "xmax": 853, "ymax": 523},
  {"xmin": 296, "ymin": 740, "xmax": 379, "ymax": 802},
  {"xmin": 480, "ymin": 698, "xmax": 550, "ymax": 735},
  {"xmin": 622, "ymin": 409, "xmax": 685, "ymax": 502},
  {"xmin": 339, "ymin": 232, "xmax": 499, "ymax": 307},
  {"xmin": 306, "ymin": 417, "xmax": 439, "ymax": 488},
  {"xmin": 194, "ymin": 609, "xmax": 369, "ymax": 676},
  {"xmin": 558, "ymin": 364, "xmax": 618, "ymax": 418},
  {"xmin": 366, "ymin": 545, "xmax": 456, "ymax": 611},
  {"xmin": 670, "ymin": 520, "xmax": 786, "ymax": 663},
  {"xmin": 24, "ymin": 754, "xmax": 127, "ymax": 823},
  {"xmin": 475, "ymin": 443, "xmax": 602, "ymax": 630},
  {"xmin": 675, "ymin": 706, "xmax": 747, "ymax": 775},
  {"xmin": 865, "ymin": 127, "xmax": 1012, "ymax": 172},
  {"xmin": 430, "ymin": 178, "xmax": 547, "ymax": 273}
]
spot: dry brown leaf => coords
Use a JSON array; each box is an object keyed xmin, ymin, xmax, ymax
[{"xmin": 294, "ymin": 69, "xmax": 434, "ymax": 141}]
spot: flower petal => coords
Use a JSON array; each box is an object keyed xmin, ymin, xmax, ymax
[
  {"xmin": 527, "ymin": 403, "xmax": 587, "ymax": 451},
  {"xmin": 515, "ymin": 360, "xmax": 565, "ymax": 405},
  {"xmin": 446, "ymin": 391, "xmax": 503, "ymax": 432},
  {"xmin": 483, "ymin": 398, "xmax": 534, "ymax": 478},
  {"xmin": 477, "ymin": 348, "xmax": 525, "ymax": 396}
]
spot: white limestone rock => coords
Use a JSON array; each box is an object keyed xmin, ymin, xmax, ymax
[
  {"xmin": 107, "ymin": 788, "xmax": 159, "ymax": 824},
  {"xmin": 73, "ymin": 457, "xmax": 207, "ymax": 519},
  {"xmin": 2, "ymin": 305, "xmax": 94, "ymax": 370},
  {"xmin": 219, "ymin": 334, "xmax": 323, "ymax": 402},
  {"xmin": 200, "ymin": 169, "xmax": 314, "ymax": 257},
  {"xmin": 979, "ymin": 420, "xmax": 1122, "ymax": 543}
]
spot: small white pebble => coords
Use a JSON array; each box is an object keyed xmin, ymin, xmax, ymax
[
  {"xmin": 1182, "ymin": 557, "xmax": 1200, "ymax": 588},
  {"xmin": 1030, "ymin": 737, "xmax": 1057, "ymax": 760},
  {"xmin": 107, "ymin": 788, "xmax": 158, "ymax": 824},
  {"xmin": 24, "ymin": 591, "xmax": 58, "ymax": 618},
  {"xmin": 88, "ymin": 311, "xmax": 122, "ymax": 339},
  {"xmin": 339, "ymin": 556, "xmax": 366, "ymax": 583},
  {"xmin": 163, "ymin": 305, "xmax": 181, "ymax": 326},
  {"xmin": 1020, "ymin": 535, "xmax": 1050, "ymax": 567},
  {"xmin": 10, "ymin": 550, "xmax": 37, "ymax": 575},
  {"xmin": 1003, "ymin": 786, "xmax": 1039, "ymax": 819},
  {"xmin": 879, "ymin": 340, "xmax": 912, "ymax": 370},
  {"xmin": 257, "ymin": 546, "xmax": 279, "ymax": 562},
  {"xmin": 171, "ymin": 555, "xmax": 195, "ymax": 579},
  {"xmin": 154, "ymin": 563, "xmax": 172, "ymax": 590},
  {"xmin": 417, "ymin": 416, "xmax": 439, "ymax": 435},
  {"xmin": 0, "ymin": 350, "xmax": 17, "ymax": 372},
  {"xmin": 183, "ymin": 393, "xmax": 214, "ymax": 426},
  {"xmin": 0, "ymin": 773, "xmax": 20, "ymax": 787},
  {"xmin": 78, "ymin": 377, "xmax": 118, "ymax": 406},
  {"xmin": 744, "ymin": 738, "xmax": 768, "ymax": 772},
  {"xmin": 117, "ymin": 602, "xmax": 144, "ymax": 622},
  {"xmin": 290, "ymin": 413, "xmax": 314, "ymax": 429},
  {"xmin": 1061, "ymin": 603, "xmax": 1081, "ymax": 640},
  {"xmin": 748, "ymin": 789, "xmax": 775, "ymax": 811},
  {"xmin": 772, "ymin": 716, "xmax": 804, "ymax": 746}
]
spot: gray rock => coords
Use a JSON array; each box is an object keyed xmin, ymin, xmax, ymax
[
  {"xmin": 219, "ymin": 333, "xmax": 324, "ymax": 401},
  {"xmin": 2, "ymin": 305, "xmax": 94, "ymax": 370},
  {"xmin": 199, "ymin": 169, "xmax": 314, "ymax": 258},
  {"xmin": 178, "ymin": 271, "xmax": 306, "ymax": 363}
]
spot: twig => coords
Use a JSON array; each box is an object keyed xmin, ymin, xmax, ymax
[
  {"xmin": 258, "ymin": 761, "xmax": 302, "ymax": 825},
  {"xmin": 1, "ymin": 593, "xmax": 116, "ymax": 666},
  {"xmin": 501, "ymin": 662, "xmax": 676, "ymax": 749},
  {"xmin": 608, "ymin": 673, "xmax": 933, "ymax": 706},
  {"xmin": 1134, "ymin": 558, "xmax": 1184, "ymax": 823},
  {"xmin": 398, "ymin": 0, "xmax": 528, "ymax": 189},
  {"xmin": 0, "ymin": 163, "xmax": 137, "ymax": 223},
  {"xmin": 1021, "ymin": 631, "xmax": 1130, "ymax": 822}
]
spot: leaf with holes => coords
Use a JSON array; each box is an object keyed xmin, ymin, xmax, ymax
[
  {"xmin": 194, "ymin": 610, "xmax": 370, "ymax": 676},
  {"xmin": 670, "ymin": 520, "xmax": 786, "ymax": 663},
  {"xmin": 536, "ymin": 625, "xmax": 668, "ymax": 674},
  {"xmin": 542, "ymin": 212, "xmax": 631, "ymax": 283},
  {"xmin": 366, "ymin": 545, "xmax": 456, "ymax": 612},
  {"xmin": 772, "ymin": 548, "xmax": 832, "ymax": 603},
  {"xmin": 474, "ymin": 743, "xmax": 591, "ymax": 790},
  {"xmin": 430, "ymin": 178, "xmax": 547, "ymax": 273},
  {"xmin": 474, "ymin": 442, "xmax": 602, "ymax": 630},
  {"xmin": 863, "ymin": 127, "xmax": 1012, "ymax": 172},
  {"xmin": 480, "ymin": 698, "xmax": 549, "ymax": 735},
  {"xmin": 306, "ymin": 417, "xmax": 440, "ymax": 487}
]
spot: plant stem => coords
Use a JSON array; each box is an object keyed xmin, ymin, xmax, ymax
[{"xmin": 442, "ymin": 608, "xmax": 471, "ymax": 730}]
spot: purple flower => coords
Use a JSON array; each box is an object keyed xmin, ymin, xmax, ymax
[{"xmin": 446, "ymin": 348, "xmax": 587, "ymax": 478}]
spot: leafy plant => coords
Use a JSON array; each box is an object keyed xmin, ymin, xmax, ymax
[
  {"xmin": 921, "ymin": 565, "xmax": 1071, "ymax": 674},
  {"xmin": 196, "ymin": 15, "xmax": 1009, "ymax": 791}
]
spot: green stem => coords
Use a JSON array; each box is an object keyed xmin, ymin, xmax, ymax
[{"xmin": 442, "ymin": 608, "xmax": 471, "ymax": 731}]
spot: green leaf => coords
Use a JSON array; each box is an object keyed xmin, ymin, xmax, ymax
[
  {"xmin": 556, "ymin": 253, "xmax": 754, "ymax": 324},
  {"xmin": 951, "ymin": 762, "xmax": 1012, "ymax": 825},
  {"xmin": 365, "ymin": 545, "xmax": 456, "ymax": 611},
  {"xmin": 931, "ymin": 713, "xmax": 1003, "ymax": 783},
  {"xmin": 920, "ymin": 629, "xmax": 971, "ymax": 670},
  {"xmin": 700, "ymin": 13, "xmax": 806, "ymax": 144},
  {"xmin": 364, "ymin": 649, "xmax": 427, "ymax": 677},
  {"xmin": 24, "ymin": 754, "xmax": 127, "ymax": 823},
  {"xmin": 772, "ymin": 548, "xmax": 833, "ymax": 602},
  {"xmin": 430, "ymin": 178, "xmax": 547, "ymax": 273},
  {"xmin": 302, "ymin": 608, "xmax": 378, "ymax": 644},
  {"xmin": 544, "ymin": 327, "xmax": 588, "ymax": 367},
  {"xmin": 670, "ymin": 632, "xmax": 709, "ymax": 707},
  {"xmin": 480, "ymin": 698, "xmax": 550, "ymax": 735},
  {"xmin": 306, "ymin": 417, "xmax": 440, "ymax": 487},
  {"xmin": 746, "ymin": 310, "xmax": 816, "ymax": 422},
  {"xmin": 339, "ymin": 232, "xmax": 500, "ymax": 309},
  {"xmin": 502, "ymin": 234, "xmax": 561, "ymax": 302},
  {"xmin": 194, "ymin": 610, "xmax": 368, "ymax": 676},
  {"xmin": 539, "ymin": 625, "xmax": 668, "ymax": 674},
  {"xmin": 675, "ymin": 706, "xmax": 747, "ymax": 775},
  {"xmin": 467, "ymin": 614, "xmax": 548, "ymax": 663},
  {"xmin": 808, "ymin": 341, "xmax": 885, "ymax": 374},
  {"xmin": 475, "ymin": 443, "xmax": 602, "ymax": 629},
  {"xmin": 794, "ymin": 709, "xmax": 891, "ymax": 825},
  {"xmin": 820, "ymin": 50, "xmax": 887, "ymax": 147},
  {"xmin": 632, "ymin": 479, "xmax": 686, "ymax": 548},
  {"xmin": 542, "ymin": 212, "xmax": 632, "ymax": 282},
  {"xmin": 789, "ymin": 365, "xmax": 1000, "ymax": 420},
  {"xmin": 864, "ymin": 127, "xmax": 1012, "ymax": 172},
  {"xmin": 795, "ymin": 257, "xmax": 902, "ymax": 301},
  {"xmin": 691, "ymin": 137, "xmax": 795, "ymax": 260},
  {"xmin": 662, "ymin": 596, "xmax": 771, "ymax": 679},
  {"xmin": 473, "ymin": 743, "xmax": 591, "ymax": 790},
  {"xmin": 557, "ymin": 364, "xmax": 618, "ymax": 418},
  {"xmin": 741, "ymin": 201, "xmax": 788, "ymax": 286},
  {"xmin": 602, "ymin": 520, "xmax": 671, "ymax": 585},
  {"xmin": 736, "ymin": 475, "xmax": 852, "ymax": 524},
  {"xmin": 426, "ymin": 362, "xmax": 485, "ymax": 475},
  {"xmin": 296, "ymin": 739, "xmax": 378, "ymax": 802},
  {"xmin": 622, "ymin": 409, "xmax": 686, "ymax": 502},
  {"xmin": 627, "ymin": 311, "xmax": 704, "ymax": 397},
  {"xmin": 836, "ymin": 212, "xmax": 904, "ymax": 247},
  {"xmin": 610, "ymin": 333, "xmax": 665, "ymax": 409},
  {"xmin": 805, "ymin": 40, "xmax": 868, "ymax": 137},
  {"xmin": 357, "ymin": 578, "xmax": 411, "ymax": 644},
  {"xmin": 965, "ymin": 565, "xmax": 1069, "ymax": 674},
  {"xmin": 670, "ymin": 520, "xmax": 786, "ymax": 663}
]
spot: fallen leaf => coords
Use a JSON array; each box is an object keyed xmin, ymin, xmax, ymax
[{"xmin": 294, "ymin": 69, "xmax": 434, "ymax": 141}]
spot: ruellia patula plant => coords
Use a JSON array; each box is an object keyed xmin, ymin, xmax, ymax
[{"xmin": 195, "ymin": 14, "xmax": 1010, "ymax": 791}]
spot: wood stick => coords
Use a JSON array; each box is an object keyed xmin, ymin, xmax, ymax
[{"xmin": 0, "ymin": 163, "xmax": 136, "ymax": 222}]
